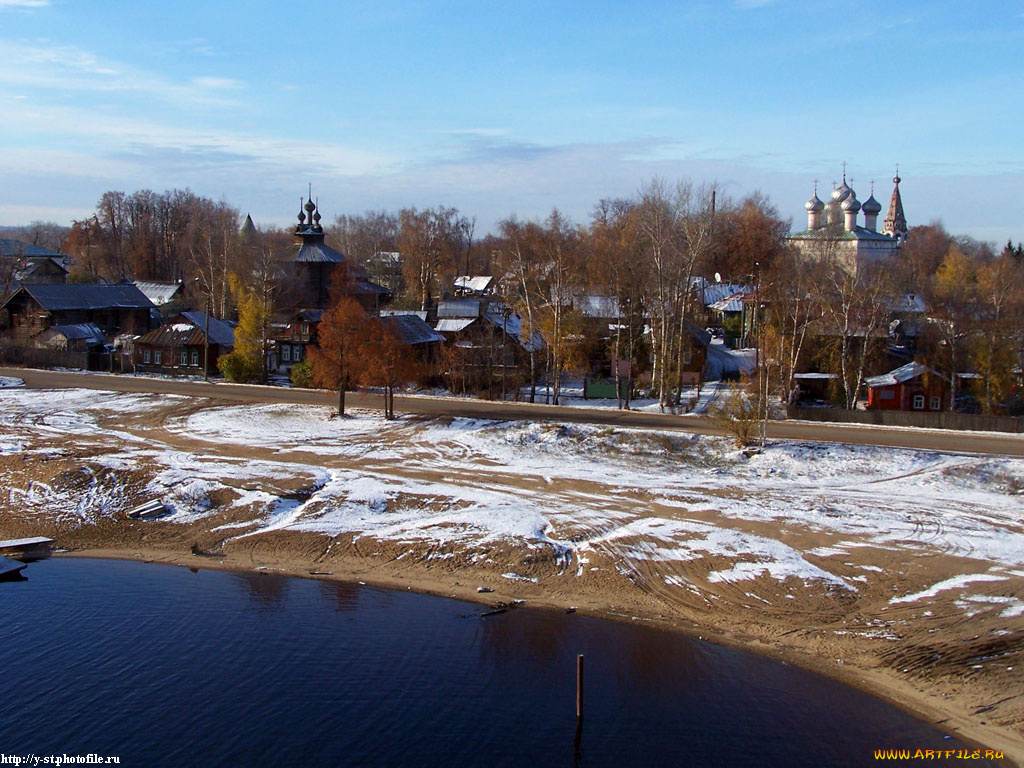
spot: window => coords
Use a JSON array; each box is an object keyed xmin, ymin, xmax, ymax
[
  {"xmin": 879, "ymin": 389, "xmax": 895, "ymax": 400},
  {"xmin": 282, "ymin": 345, "xmax": 291, "ymax": 363},
  {"xmin": 930, "ymin": 396, "xmax": 941, "ymax": 411},
  {"xmin": 143, "ymin": 349, "xmax": 151, "ymax": 364},
  {"xmin": 154, "ymin": 350, "xmax": 162, "ymax": 365},
  {"xmin": 912, "ymin": 394, "xmax": 924, "ymax": 410},
  {"xmin": 180, "ymin": 350, "xmax": 188, "ymax": 366},
  {"xmin": 293, "ymin": 345, "xmax": 302, "ymax": 361},
  {"xmin": 191, "ymin": 350, "xmax": 199, "ymax": 366}
]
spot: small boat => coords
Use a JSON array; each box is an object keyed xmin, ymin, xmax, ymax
[
  {"xmin": 0, "ymin": 537, "xmax": 54, "ymax": 562},
  {"xmin": 0, "ymin": 555, "xmax": 28, "ymax": 580}
]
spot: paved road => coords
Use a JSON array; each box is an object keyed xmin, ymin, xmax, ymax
[{"xmin": 4, "ymin": 366, "xmax": 1024, "ymax": 457}]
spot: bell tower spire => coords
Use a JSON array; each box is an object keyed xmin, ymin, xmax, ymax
[{"xmin": 882, "ymin": 166, "xmax": 907, "ymax": 243}]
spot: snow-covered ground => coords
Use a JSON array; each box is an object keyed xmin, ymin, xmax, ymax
[{"xmin": 3, "ymin": 387, "xmax": 1024, "ymax": 626}]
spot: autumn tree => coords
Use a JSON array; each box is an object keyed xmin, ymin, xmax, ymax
[
  {"xmin": 359, "ymin": 318, "xmax": 419, "ymax": 419},
  {"xmin": 307, "ymin": 296, "xmax": 371, "ymax": 416},
  {"xmin": 921, "ymin": 245, "xmax": 978, "ymax": 410},
  {"xmin": 397, "ymin": 206, "xmax": 473, "ymax": 310},
  {"xmin": 814, "ymin": 260, "xmax": 890, "ymax": 409},
  {"xmin": 588, "ymin": 198, "xmax": 647, "ymax": 409},
  {"xmin": 970, "ymin": 254, "xmax": 1023, "ymax": 413},
  {"xmin": 761, "ymin": 247, "xmax": 819, "ymax": 405},
  {"xmin": 496, "ymin": 216, "xmax": 543, "ymax": 401},
  {"xmin": 217, "ymin": 248, "xmax": 283, "ymax": 384}
]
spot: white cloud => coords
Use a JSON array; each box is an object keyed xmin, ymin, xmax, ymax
[
  {"xmin": 0, "ymin": 0, "xmax": 50, "ymax": 8},
  {"xmin": 0, "ymin": 41, "xmax": 244, "ymax": 109}
]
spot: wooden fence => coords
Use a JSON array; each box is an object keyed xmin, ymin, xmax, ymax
[{"xmin": 787, "ymin": 405, "xmax": 1024, "ymax": 434}]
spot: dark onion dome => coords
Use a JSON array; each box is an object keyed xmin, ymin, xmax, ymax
[
  {"xmin": 862, "ymin": 194, "xmax": 882, "ymax": 215},
  {"xmin": 805, "ymin": 193, "xmax": 825, "ymax": 212},
  {"xmin": 841, "ymin": 192, "xmax": 861, "ymax": 213}
]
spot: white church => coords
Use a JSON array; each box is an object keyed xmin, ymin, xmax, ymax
[{"xmin": 787, "ymin": 170, "xmax": 908, "ymax": 273}]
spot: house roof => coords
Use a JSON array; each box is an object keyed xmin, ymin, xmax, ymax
[
  {"xmin": 864, "ymin": 361, "xmax": 946, "ymax": 388},
  {"xmin": 0, "ymin": 239, "xmax": 63, "ymax": 259},
  {"xmin": 179, "ymin": 311, "xmax": 236, "ymax": 347},
  {"xmin": 47, "ymin": 323, "xmax": 106, "ymax": 345},
  {"xmin": 699, "ymin": 282, "xmax": 750, "ymax": 306},
  {"xmin": 886, "ymin": 293, "xmax": 928, "ymax": 314},
  {"xmin": 7, "ymin": 283, "xmax": 154, "ymax": 312},
  {"xmin": 13, "ymin": 256, "xmax": 68, "ymax": 282},
  {"xmin": 134, "ymin": 281, "xmax": 183, "ymax": 306},
  {"xmin": 384, "ymin": 314, "xmax": 445, "ymax": 345},
  {"xmin": 435, "ymin": 318, "xmax": 477, "ymax": 333},
  {"xmin": 438, "ymin": 299, "xmax": 481, "ymax": 318},
  {"xmin": 290, "ymin": 309, "xmax": 324, "ymax": 323},
  {"xmin": 380, "ymin": 309, "xmax": 428, "ymax": 321},
  {"xmin": 577, "ymin": 295, "xmax": 620, "ymax": 318},
  {"xmin": 482, "ymin": 307, "xmax": 545, "ymax": 352},
  {"xmin": 709, "ymin": 291, "xmax": 748, "ymax": 313},
  {"xmin": 454, "ymin": 275, "xmax": 494, "ymax": 293}
]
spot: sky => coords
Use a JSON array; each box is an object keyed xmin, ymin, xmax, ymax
[{"xmin": 0, "ymin": 0, "xmax": 1022, "ymax": 244}]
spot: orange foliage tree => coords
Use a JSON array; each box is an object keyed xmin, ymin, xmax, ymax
[
  {"xmin": 307, "ymin": 296, "xmax": 371, "ymax": 416},
  {"xmin": 358, "ymin": 317, "xmax": 419, "ymax": 419}
]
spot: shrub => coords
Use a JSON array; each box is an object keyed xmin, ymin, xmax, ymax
[{"xmin": 290, "ymin": 358, "xmax": 314, "ymax": 388}]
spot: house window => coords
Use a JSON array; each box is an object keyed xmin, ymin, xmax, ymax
[
  {"xmin": 154, "ymin": 350, "xmax": 162, "ymax": 365},
  {"xmin": 912, "ymin": 394, "xmax": 925, "ymax": 410},
  {"xmin": 293, "ymin": 345, "xmax": 302, "ymax": 361},
  {"xmin": 282, "ymin": 345, "xmax": 291, "ymax": 362},
  {"xmin": 879, "ymin": 389, "xmax": 895, "ymax": 400},
  {"xmin": 180, "ymin": 350, "xmax": 188, "ymax": 366},
  {"xmin": 930, "ymin": 396, "xmax": 941, "ymax": 411},
  {"xmin": 143, "ymin": 349, "xmax": 151, "ymax": 364},
  {"xmin": 682, "ymin": 347, "xmax": 692, "ymax": 365},
  {"xmin": 191, "ymin": 349, "xmax": 199, "ymax": 366}
]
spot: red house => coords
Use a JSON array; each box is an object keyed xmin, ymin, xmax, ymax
[{"xmin": 865, "ymin": 362, "xmax": 948, "ymax": 412}]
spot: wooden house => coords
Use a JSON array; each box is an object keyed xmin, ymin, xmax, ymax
[
  {"xmin": 865, "ymin": 361, "xmax": 948, "ymax": 412},
  {"xmin": 0, "ymin": 283, "xmax": 153, "ymax": 343},
  {"xmin": 134, "ymin": 311, "xmax": 234, "ymax": 377}
]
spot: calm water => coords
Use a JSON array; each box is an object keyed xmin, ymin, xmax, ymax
[{"xmin": 0, "ymin": 558, "xmax": 996, "ymax": 767}]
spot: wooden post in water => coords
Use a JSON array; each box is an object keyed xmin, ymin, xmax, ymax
[{"xmin": 576, "ymin": 654, "xmax": 584, "ymax": 720}]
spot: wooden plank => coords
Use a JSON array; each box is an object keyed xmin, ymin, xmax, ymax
[
  {"xmin": 0, "ymin": 556, "xmax": 28, "ymax": 578},
  {"xmin": 0, "ymin": 536, "xmax": 54, "ymax": 549}
]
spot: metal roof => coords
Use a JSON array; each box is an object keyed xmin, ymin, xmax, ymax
[
  {"xmin": 454, "ymin": 275, "xmax": 494, "ymax": 293},
  {"xmin": 0, "ymin": 239, "xmax": 62, "ymax": 258},
  {"xmin": 482, "ymin": 308, "xmax": 545, "ymax": 352},
  {"xmin": 48, "ymin": 323, "xmax": 106, "ymax": 344},
  {"xmin": 699, "ymin": 283, "xmax": 750, "ymax": 306},
  {"xmin": 12, "ymin": 283, "xmax": 154, "ymax": 312},
  {"xmin": 180, "ymin": 311, "xmax": 237, "ymax": 347},
  {"xmin": 437, "ymin": 299, "xmax": 481, "ymax": 318},
  {"xmin": 380, "ymin": 310, "xmax": 428, "ymax": 321},
  {"xmin": 291, "ymin": 231, "xmax": 345, "ymax": 264},
  {"xmin": 787, "ymin": 226, "xmax": 898, "ymax": 243},
  {"xmin": 709, "ymin": 292, "xmax": 748, "ymax": 314},
  {"xmin": 435, "ymin": 318, "xmax": 477, "ymax": 333},
  {"xmin": 864, "ymin": 361, "xmax": 946, "ymax": 388},
  {"xmin": 384, "ymin": 314, "xmax": 445, "ymax": 346},
  {"xmin": 134, "ymin": 281, "xmax": 183, "ymax": 305}
]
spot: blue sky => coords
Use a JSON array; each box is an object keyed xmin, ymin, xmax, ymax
[{"xmin": 1, "ymin": 0, "xmax": 1021, "ymax": 243}]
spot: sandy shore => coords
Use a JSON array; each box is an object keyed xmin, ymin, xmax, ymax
[{"xmin": 2, "ymin": 387, "xmax": 1022, "ymax": 764}]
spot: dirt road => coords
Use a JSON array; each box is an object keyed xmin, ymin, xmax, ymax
[{"xmin": 4, "ymin": 366, "xmax": 1024, "ymax": 456}]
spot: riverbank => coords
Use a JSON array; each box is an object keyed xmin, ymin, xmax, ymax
[{"xmin": 2, "ymin": 386, "xmax": 1022, "ymax": 764}]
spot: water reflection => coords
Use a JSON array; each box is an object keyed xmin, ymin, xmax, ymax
[
  {"xmin": 317, "ymin": 579, "xmax": 360, "ymax": 612},
  {"xmin": 233, "ymin": 571, "xmax": 290, "ymax": 609}
]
